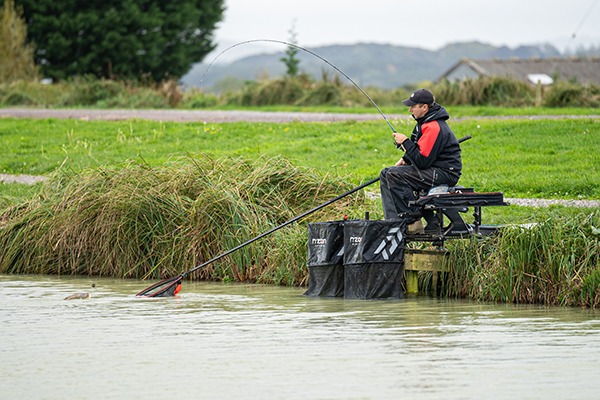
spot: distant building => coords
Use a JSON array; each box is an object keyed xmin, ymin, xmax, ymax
[{"xmin": 439, "ymin": 57, "xmax": 600, "ymax": 86}]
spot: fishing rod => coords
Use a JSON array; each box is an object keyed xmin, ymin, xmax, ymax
[
  {"xmin": 136, "ymin": 177, "xmax": 381, "ymax": 297},
  {"xmin": 136, "ymin": 39, "xmax": 452, "ymax": 297}
]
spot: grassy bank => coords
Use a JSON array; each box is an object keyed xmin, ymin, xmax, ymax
[
  {"xmin": 442, "ymin": 211, "xmax": 600, "ymax": 307},
  {"xmin": 1, "ymin": 157, "xmax": 598, "ymax": 306},
  {"xmin": 0, "ymin": 115, "xmax": 598, "ymax": 305},
  {"xmin": 0, "ymin": 155, "xmax": 373, "ymax": 286}
]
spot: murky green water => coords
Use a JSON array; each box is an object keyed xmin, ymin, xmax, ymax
[{"xmin": 2, "ymin": 274, "xmax": 600, "ymax": 399}]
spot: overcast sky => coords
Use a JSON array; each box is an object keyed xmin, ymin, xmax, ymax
[{"xmin": 213, "ymin": 0, "xmax": 600, "ymax": 56}]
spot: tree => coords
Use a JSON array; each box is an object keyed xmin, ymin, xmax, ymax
[
  {"xmin": 0, "ymin": 0, "xmax": 39, "ymax": 83},
  {"xmin": 280, "ymin": 21, "xmax": 300, "ymax": 78},
  {"xmin": 14, "ymin": 0, "xmax": 225, "ymax": 81}
]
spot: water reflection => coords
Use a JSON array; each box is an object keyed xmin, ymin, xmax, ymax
[{"xmin": 1, "ymin": 274, "xmax": 600, "ymax": 399}]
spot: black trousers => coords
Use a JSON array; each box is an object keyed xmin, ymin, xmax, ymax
[{"xmin": 380, "ymin": 165, "xmax": 459, "ymax": 220}]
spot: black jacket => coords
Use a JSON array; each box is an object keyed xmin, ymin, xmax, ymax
[{"xmin": 400, "ymin": 103, "xmax": 462, "ymax": 177}]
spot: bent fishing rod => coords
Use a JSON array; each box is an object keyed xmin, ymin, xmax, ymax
[
  {"xmin": 136, "ymin": 39, "xmax": 465, "ymax": 297},
  {"xmin": 199, "ymin": 39, "xmax": 397, "ymax": 133},
  {"xmin": 202, "ymin": 39, "xmax": 425, "ymax": 177}
]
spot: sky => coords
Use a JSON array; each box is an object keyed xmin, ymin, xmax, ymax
[{"xmin": 210, "ymin": 0, "xmax": 600, "ymax": 61}]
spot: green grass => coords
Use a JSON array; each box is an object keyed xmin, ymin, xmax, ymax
[
  {"xmin": 1, "ymin": 116, "xmax": 599, "ymax": 201},
  {"xmin": 0, "ymin": 182, "xmax": 43, "ymax": 210}
]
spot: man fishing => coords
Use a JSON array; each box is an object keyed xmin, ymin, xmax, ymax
[{"xmin": 380, "ymin": 89, "xmax": 462, "ymax": 233}]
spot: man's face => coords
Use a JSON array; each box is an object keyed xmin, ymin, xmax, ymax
[{"xmin": 409, "ymin": 103, "xmax": 428, "ymax": 119}]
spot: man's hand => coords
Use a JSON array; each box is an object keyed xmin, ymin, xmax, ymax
[
  {"xmin": 393, "ymin": 132, "xmax": 408, "ymax": 145},
  {"xmin": 395, "ymin": 158, "xmax": 406, "ymax": 166}
]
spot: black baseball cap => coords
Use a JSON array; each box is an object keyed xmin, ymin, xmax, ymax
[{"xmin": 402, "ymin": 89, "xmax": 435, "ymax": 106}]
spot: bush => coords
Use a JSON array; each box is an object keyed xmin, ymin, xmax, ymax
[
  {"xmin": 0, "ymin": 0, "xmax": 39, "ymax": 83},
  {"xmin": 433, "ymin": 76, "xmax": 535, "ymax": 107},
  {"xmin": 253, "ymin": 77, "xmax": 306, "ymax": 106},
  {"xmin": 544, "ymin": 81, "xmax": 600, "ymax": 107},
  {"xmin": 60, "ymin": 75, "xmax": 125, "ymax": 106},
  {"xmin": 182, "ymin": 89, "xmax": 218, "ymax": 108},
  {"xmin": 1, "ymin": 89, "xmax": 37, "ymax": 106},
  {"xmin": 298, "ymin": 82, "xmax": 342, "ymax": 106}
]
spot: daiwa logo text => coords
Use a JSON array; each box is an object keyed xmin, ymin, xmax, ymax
[{"xmin": 373, "ymin": 226, "xmax": 404, "ymax": 260}]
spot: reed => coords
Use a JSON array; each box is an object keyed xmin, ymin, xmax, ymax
[
  {"xmin": 0, "ymin": 155, "xmax": 364, "ymax": 285},
  {"xmin": 442, "ymin": 211, "xmax": 600, "ymax": 307}
]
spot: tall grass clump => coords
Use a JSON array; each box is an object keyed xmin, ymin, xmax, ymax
[
  {"xmin": 221, "ymin": 76, "xmax": 310, "ymax": 106},
  {"xmin": 298, "ymin": 82, "xmax": 343, "ymax": 106},
  {"xmin": 0, "ymin": 75, "xmax": 184, "ymax": 108},
  {"xmin": 253, "ymin": 77, "xmax": 307, "ymax": 105},
  {"xmin": 0, "ymin": 155, "xmax": 365, "ymax": 285},
  {"xmin": 543, "ymin": 81, "xmax": 600, "ymax": 108},
  {"xmin": 0, "ymin": 79, "xmax": 68, "ymax": 106},
  {"xmin": 2, "ymin": 73, "xmax": 599, "ymax": 109},
  {"xmin": 433, "ymin": 76, "xmax": 535, "ymax": 107},
  {"xmin": 443, "ymin": 212, "xmax": 600, "ymax": 307}
]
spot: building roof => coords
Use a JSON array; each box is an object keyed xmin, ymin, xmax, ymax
[{"xmin": 439, "ymin": 57, "xmax": 600, "ymax": 85}]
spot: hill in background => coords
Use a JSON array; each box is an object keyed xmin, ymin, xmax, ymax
[{"xmin": 181, "ymin": 41, "xmax": 564, "ymax": 91}]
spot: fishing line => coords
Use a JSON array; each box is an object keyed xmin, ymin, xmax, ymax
[
  {"xmin": 572, "ymin": 0, "xmax": 599, "ymax": 39},
  {"xmin": 201, "ymin": 39, "xmax": 423, "ymax": 179},
  {"xmin": 548, "ymin": 0, "xmax": 599, "ymax": 77},
  {"xmin": 199, "ymin": 39, "xmax": 398, "ymax": 133}
]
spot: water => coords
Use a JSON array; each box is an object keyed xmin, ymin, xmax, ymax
[{"xmin": 2, "ymin": 274, "xmax": 600, "ymax": 400}]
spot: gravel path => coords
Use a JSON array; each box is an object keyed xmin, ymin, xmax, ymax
[
  {"xmin": 0, "ymin": 108, "xmax": 409, "ymax": 123},
  {"xmin": 504, "ymin": 197, "xmax": 600, "ymax": 208},
  {"xmin": 2, "ymin": 108, "xmax": 599, "ymax": 123},
  {"xmin": 1, "ymin": 174, "xmax": 48, "ymax": 185},
  {"xmin": 364, "ymin": 192, "xmax": 599, "ymax": 208}
]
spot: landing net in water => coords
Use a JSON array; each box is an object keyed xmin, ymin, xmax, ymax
[{"xmin": 136, "ymin": 276, "xmax": 183, "ymax": 298}]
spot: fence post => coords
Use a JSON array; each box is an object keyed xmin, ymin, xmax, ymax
[{"xmin": 535, "ymin": 80, "xmax": 542, "ymax": 107}]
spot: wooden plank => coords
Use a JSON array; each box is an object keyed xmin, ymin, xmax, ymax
[{"xmin": 404, "ymin": 250, "xmax": 448, "ymax": 272}]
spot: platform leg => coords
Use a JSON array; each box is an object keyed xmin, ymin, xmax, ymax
[
  {"xmin": 432, "ymin": 271, "xmax": 438, "ymax": 296},
  {"xmin": 406, "ymin": 270, "xmax": 419, "ymax": 294}
]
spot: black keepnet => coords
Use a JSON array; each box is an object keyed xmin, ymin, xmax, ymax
[
  {"xmin": 303, "ymin": 221, "xmax": 345, "ymax": 297},
  {"xmin": 343, "ymin": 220, "xmax": 406, "ymax": 299}
]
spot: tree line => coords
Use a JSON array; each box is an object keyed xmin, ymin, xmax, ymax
[
  {"xmin": 2, "ymin": 0, "xmax": 598, "ymax": 109},
  {"xmin": 1, "ymin": 0, "xmax": 224, "ymax": 83}
]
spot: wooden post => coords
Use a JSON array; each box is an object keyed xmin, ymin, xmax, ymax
[
  {"xmin": 404, "ymin": 249, "xmax": 448, "ymax": 294},
  {"xmin": 535, "ymin": 80, "xmax": 542, "ymax": 107},
  {"xmin": 405, "ymin": 270, "xmax": 419, "ymax": 294}
]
